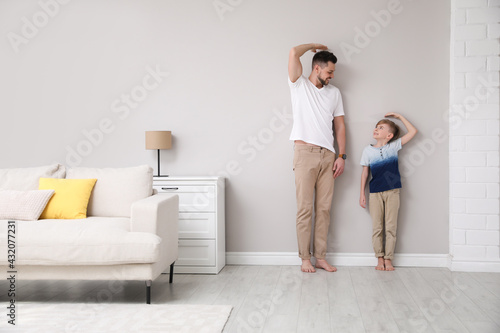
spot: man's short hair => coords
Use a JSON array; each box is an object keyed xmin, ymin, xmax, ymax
[
  {"xmin": 376, "ymin": 119, "xmax": 400, "ymax": 142},
  {"xmin": 312, "ymin": 51, "xmax": 337, "ymax": 69}
]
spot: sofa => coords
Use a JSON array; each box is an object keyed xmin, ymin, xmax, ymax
[{"xmin": 0, "ymin": 164, "xmax": 178, "ymax": 304}]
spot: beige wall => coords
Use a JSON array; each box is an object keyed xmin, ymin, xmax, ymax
[{"xmin": 0, "ymin": 0, "xmax": 450, "ymax": 256}]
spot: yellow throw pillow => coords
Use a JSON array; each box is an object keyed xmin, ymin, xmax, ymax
[{"xmin": 39, "ymin": 178, "xmax": 97, "ymax": 219}]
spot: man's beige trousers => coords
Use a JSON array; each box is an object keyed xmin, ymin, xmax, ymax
[{"xmin": 293, "ymin": 145, "xmax": 335, "ymax": 260}]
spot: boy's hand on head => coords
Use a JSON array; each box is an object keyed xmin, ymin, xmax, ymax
[
  {"xmin": 386, "ymin": 113, "xmax": 417, "ymax": 145},
  {"xmin": 385, "ymin": 112, "xmax": 401, "ymax": 119}
]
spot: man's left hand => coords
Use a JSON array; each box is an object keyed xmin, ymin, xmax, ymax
[{"xmin": 332, "ymin": 158, "xmax": 345, "ymax": 178}]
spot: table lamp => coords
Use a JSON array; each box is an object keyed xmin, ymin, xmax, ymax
[{"xmin": 145, "ymin": 131, "xmax": 172, "ymax": 177}]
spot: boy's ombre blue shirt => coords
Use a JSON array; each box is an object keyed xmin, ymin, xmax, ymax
[{"xmin": 360, "ymin": 138, "xmax": 402, "ymax": 193}]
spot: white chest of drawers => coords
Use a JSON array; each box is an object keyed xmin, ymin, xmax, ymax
[{"xmin": 153, "ymin": 176, "xmax": 225, "ymax": 274}]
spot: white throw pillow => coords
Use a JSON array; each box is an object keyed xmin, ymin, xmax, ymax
[
  {"xmin": 66, "ymin": 165, "xmax": 153, "ymax": 217},
  {"xmin": 0, "ymin": 164, "xmax": 66, "ymax": 190},
  {"xmin": 0, "ymin": 190, "xmax": 55, "ymax": 221}
]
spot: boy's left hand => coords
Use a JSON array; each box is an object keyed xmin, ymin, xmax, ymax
[{"xmin": 385, "ymin": 112, "xmax": 401, "ymax": 119}]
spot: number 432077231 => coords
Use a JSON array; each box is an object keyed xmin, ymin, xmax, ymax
[{"xmin": 7, "ymin": 221, "xmax": 16, "ymax": 269}]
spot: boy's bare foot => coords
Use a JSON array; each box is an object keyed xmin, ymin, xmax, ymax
[
  {"xmin": 301, "ymin": 259, "xmax": 316, "ymax": 273},
  {"xmin": 376, "ymin": 257, "xmax": 385, "ymax": 271},
  {"xmin": 384, "ymin": 259, "xmax": 395, "ymax": 271},
  {"xmin": 315, "ymin": 259, "xmax": 337, "ymax": 272}
]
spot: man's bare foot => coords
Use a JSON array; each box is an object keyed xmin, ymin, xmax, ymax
[
  {"xmin": 384, "ymin": 259, "xmax": 395, "ymax": 271},
  {"xmin": 375, "ymin": 257, "xmax": 385, "ymax": 271},
  {"xmin": 301, "ymin": 259, "xmax": 316, "ymax": 273},
  {"xmin": 315, "ymin": 259, "xmax": 337, "ymax": 272}
]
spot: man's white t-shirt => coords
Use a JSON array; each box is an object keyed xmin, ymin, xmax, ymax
[{"xmin": 288, "ymin": 75, "xmax": 345, "ymax": 153}]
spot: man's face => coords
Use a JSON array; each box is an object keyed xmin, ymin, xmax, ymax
[{"xmin": 316, "ymin": 62, "xmax": 336, "ymax": 87}]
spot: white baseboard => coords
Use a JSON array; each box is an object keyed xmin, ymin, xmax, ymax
[
  {"xmin": 226, "ymin": 252, "xmax": 451, "ymax": 268},
  {"xmin": 227, "ymin": 252, "xmax": 500, "ymax": 272},
  {"xmin": 450, "ymin": 258, "xmax": 500, "ymax": 273}
]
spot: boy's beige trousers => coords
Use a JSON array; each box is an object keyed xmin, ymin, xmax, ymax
[
  {"xmin": 369, "ymin": 188, "xmax": 400, "ymax": 260},
  {"xmin": 293, "ymin": 145, "xmax": 336, "ymax": 260}
]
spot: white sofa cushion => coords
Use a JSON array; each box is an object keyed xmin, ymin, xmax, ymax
[
  {"xmin": 0, "ymin": 164, "xmax": 66, "ymax": 190},
  {"xmin": 0, "ymin": 217, "xmax": 161, "ymax": 265},
  {"xmin": 66, "ymin": 165, "xmax": 153, "ymax": 217},
  {"xmin": 0, "ymin": 190, "xmax": 55, "ymax": 221}
]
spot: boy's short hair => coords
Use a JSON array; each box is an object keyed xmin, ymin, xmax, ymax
[
  {"xmin": 312, "ymin": 51, "xmax": 337, "ymax": 69},
  {"xmin": 377, "ymin": 119, "xmax": 400, "ymax": 142}
]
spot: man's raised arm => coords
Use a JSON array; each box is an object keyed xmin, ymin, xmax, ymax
[{"xmin": 288, "ymin": 43, "xmax": 328, "ymax": 83}]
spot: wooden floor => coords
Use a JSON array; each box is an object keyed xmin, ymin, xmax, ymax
[{"xmin": 1, "ymin": 266, "xmax": 500, "ymax": 332}]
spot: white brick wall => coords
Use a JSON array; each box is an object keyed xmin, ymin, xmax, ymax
[
  {"xmin": 450, "ymin": 0, "xmax": 500, "ymax": 268},
  {"xmin": 466, "ymin": 136, "xmax": 499, "ymax": 151},
  {"xmin": 450, "ymin": 152, "xmax": 487, "ymax": 166},
  {"xmin": 455, "ymin": 0, "xmax": 488, "ymax": 8},
  {"xmin": 467, "ymin": 230, "xmax": 500, "ymax": 245},
  {"xmin": 487, "ymin": 151, "xmax": 499, "ymax": 166},
  {"xmin": 451, "ymin": 183, "xmax": 487, "ymax": 197},
  {"xmin": 468, "ymin": 7, "xmax": 500, "ymax": 23},
  {"xmin": 454, "ymin": 56, "xmax": 487, "ymax": 72},
  {"xmin": 466, "ymin": 198, "xmax": 499, "ymax": 214},
  {"xmin": 453, "ymin": 214, "xmax": 487, "ymax": 228},
  {"xmin": 487, "ymin": 215, "xmax": 500, "ymax": 228},
  {"xmin": 488, "ymin": 55, "xmax": 500, "ymax": 70},
  {"xmin": 455, "ymin": 25, "xmax": 487, "ymax": 40},
  {"xmin": 466, "ymin": 39, "xmax": 500, "ymax": 56}
]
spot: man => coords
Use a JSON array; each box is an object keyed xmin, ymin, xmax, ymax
[{"xmin": 288, "ymin": 43, "xmax": 346, "ymax": 273}]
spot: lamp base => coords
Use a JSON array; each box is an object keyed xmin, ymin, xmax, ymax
[{"xmin": 155, "ymin": 150, "xmax": 170, "ymax": 178}]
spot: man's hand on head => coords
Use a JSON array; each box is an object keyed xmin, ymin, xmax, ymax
[{"xmin": 311, "ymin": 44, "xmax": 328, "ymax": 53}]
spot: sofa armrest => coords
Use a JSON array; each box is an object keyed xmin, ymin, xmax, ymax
[{"xmin": 130, "ymin": 194, "xmax": 179, "ymax": 239}]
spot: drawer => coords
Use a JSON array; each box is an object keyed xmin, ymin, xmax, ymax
[
  {"xmin": 177, "ymin": 240, "xmax": 216, "ymax": 266},
  {"xmin": 154, "ymin": 185, "xmax": 215, "ymax": 212},
  {"xmin": 179, "ymin": 213, "xmax": 215, "ymax": 239}
]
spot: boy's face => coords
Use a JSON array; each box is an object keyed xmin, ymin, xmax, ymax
[{"xmin": 373, "ymin": 123, "xmax": 394, "ymax": 141}]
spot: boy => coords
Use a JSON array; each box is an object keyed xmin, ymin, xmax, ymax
[{"xmin": 359, "ymin": 112, "xmax": 417, "ymax": 271}]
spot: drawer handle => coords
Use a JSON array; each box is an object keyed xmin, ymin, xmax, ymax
[{"xmin": 162, "ymin": 187, "xmax": 179, "ymax": 190}]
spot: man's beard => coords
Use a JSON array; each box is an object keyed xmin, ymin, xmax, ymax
[{"xmin": 318, "ymin": 76, "xmax": 329, "ymax": 87}]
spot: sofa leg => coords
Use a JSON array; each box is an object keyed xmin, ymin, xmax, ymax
[
  {"xmin": 146, "ymin": 280, "xmax": 152, "ymax": 304},
  {"xmin": 169, "ymin": 262, "xmax": 175, "ymax": 284}
]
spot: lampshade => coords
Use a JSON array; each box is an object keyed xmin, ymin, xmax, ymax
[{"xmin": 145, "ymin": 131, "xmax": 172, "ymax": 150}]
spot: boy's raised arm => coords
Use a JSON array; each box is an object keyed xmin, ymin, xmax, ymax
[
  {"xmin": 385, "ymin": 112, "xmax": 418, "ymax": 145},
  {"xmin": 288, "ymin": 43, "xmax": 328, "ymax": 83}
]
